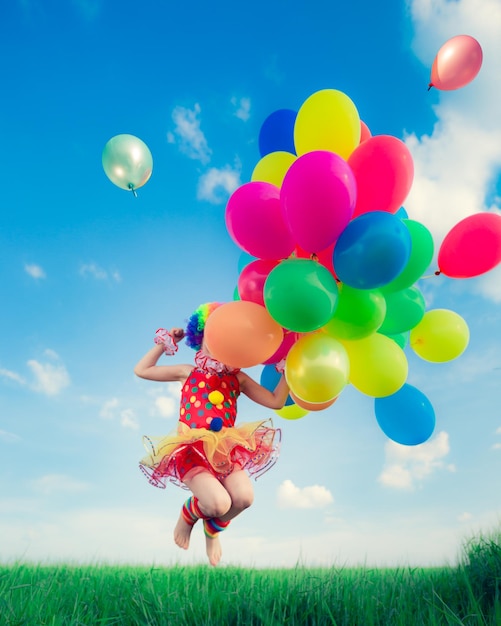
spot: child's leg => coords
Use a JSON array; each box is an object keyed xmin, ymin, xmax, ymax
[
  {"xmin": 218, "ymin": 470, "xmax": 254, "ymax": 522},
  {"xmin": 201, "ymin": 470, "xmax": 254, "ymax": 567},
  {"xmin": 173, "ymin": 469, "xmax": 231, "ymax": 553}
]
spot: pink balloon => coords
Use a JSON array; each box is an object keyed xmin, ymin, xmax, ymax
[
  {"xmin": 438, "ymin": 213, "xmax": 501, "ymax": 278},
  {"xmin": 238, "ymin": 259, "xmax": 279, "ymax": 306},
  {"xmin": 262, "ymin": 330, "xmax": 300, "ymax": 365},
  {"xmin": 429, "ymin": 35, "xmax": 483, "ymax": 91},
  {"xmin": 225, "ymin": 182, "xmax": 296, "ymax": 260},
  {"xmin": 360, "ymin": 120, "xmax": 372, "ymax": 143},
  {"xmin": 348, "ymin": 135, "xmax": 414, "ymax": 218},
  {"xmin": 280, "ymin": 150, "xmax": 357, "ymax": 253}
]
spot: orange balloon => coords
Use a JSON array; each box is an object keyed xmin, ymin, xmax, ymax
[
  {"xmin": 290, "ymin": 391, "xmax": 338, "ymax": 411},
  {"xmin": 204, "ymin": 301, "xmax": 284, "ymax": 368}
]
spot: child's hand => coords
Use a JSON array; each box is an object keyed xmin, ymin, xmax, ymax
[{"xmin": 170, "ymin": 328, "xmax": 185, "ymax": 343}]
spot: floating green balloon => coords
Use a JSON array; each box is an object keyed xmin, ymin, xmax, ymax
[
  {"xmin": 102, "ymin": 134, "xmax": 153, "ymax": 194},
  {"xmin": 410, "ymin": 309, "xmax": 469, "ymax": 362},
  {"xmin": 381, "ymin": 219, "xmax": 434, "ymax": 293},
  {"xmin": 264, "ymin": 259, "xmax": 339, "ymax": 332},
  {"xmin": 322, "ymin": 284, "xmax": 386, "ymax": 340},
  {"xmin": 381, "ymin": 331, "xmax": 409, "ymax": 350},
  {"xmin": 378, "ymin": 285, "xmax": 426, "ymax": 335}
]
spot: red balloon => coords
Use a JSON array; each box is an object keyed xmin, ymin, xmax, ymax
[
  {"xmin": 429, "ymin": 35, "xmax": 483, "ymax": 91},
  {"xmin": 295, "ymin": 243, "xmax": 337, "ymax": 279},
  {"xmin": 438, "ymin": 213, "xmax": 501, "ymax": 278},
  {"xmin": 360, "ymin": 120, "xmax": 372, "ymax": 143},
  {"xmin": 238, "ymin": 259, "xmax": 279, "ymax": 306},
  {"xmin": 348, "ymin": 135, "xmax": 414, "ymax": 217}
]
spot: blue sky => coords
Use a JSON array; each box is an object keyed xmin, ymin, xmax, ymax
[{"xmin": 1, "ymin": 0, "xmax": 500, "ymax": 568}]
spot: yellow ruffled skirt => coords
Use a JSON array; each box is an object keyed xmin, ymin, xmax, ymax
[{"xmin": 140, "ymin": 418, "xmax": 281, "ymax": 489}]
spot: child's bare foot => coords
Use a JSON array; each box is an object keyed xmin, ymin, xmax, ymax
[
  {"xmin": 174, "ymin": 514, "xmax": 194, "ymax": 550},
  {"xmin": 205, "ymin": 534, "xmax": 222, "ymax": 566}
]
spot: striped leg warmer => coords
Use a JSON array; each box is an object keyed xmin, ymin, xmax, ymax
[{"xmin": 203, "ymin": 517, "xmax": 231, "ymax": 538}]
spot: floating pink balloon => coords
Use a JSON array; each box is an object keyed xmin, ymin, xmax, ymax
[
  {"xmin": 238, "ymin": 259, "xmax": 279, "ymax": 306},
  {"xmin": 429, "ymin": 35, "xmax": 483, "ymax": 91},
  {"xmin": 348, "ymin": 135, "xmax": 414, "ymax": 217},
  {"xmin": 281, "ymin": 150, "xmax": 357, "ymax": 254},
  {"xmin": 438, "ymin": 213, "xmax": 501, "ymax": 278},
  {"xmin": 225, "ymin": 182, "xmax": 296, "ymax": 260}
]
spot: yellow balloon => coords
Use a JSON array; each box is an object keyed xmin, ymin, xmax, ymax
[
  {"xmin": 410, "ymin": 309, "xmax": 469, "ymax": 362},
  {"xmin": 285, "ymin": 333, "xmax": 350, "ymax": 403},
  {"xmin": 274, "ymin": 404, "xmax": 309, "ymax": 420},
  {"xmin": 342, "ymin": 334, "xmax": 408, "ymax": 397},
  {"xmin": 294, "ymin": 89, "xmax": 361, "ymax": 159},
  {"xmin": 251, "ymin": 151, "xmax": 296, "ymax": 188}
]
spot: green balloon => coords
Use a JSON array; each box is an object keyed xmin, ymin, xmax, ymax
[
  {"xmin": 381, "ymin": 219, "xmax": 434, "ymax": 293},
  {"xmin": 381, "ymin": 331, "xmax": 410, "ymax": 349},
  {"xmin": 323, "ymin": 284, "xmax": 386, "ymax": 340},
  {"xmin": 264, "ymin": 259, "xmax": 338, "ymax": 332},
  {"xmin": 102, "ymin": 134, "xmax": 153, "ymax": 192},
  {"xmin": 379, "ymin": 285, "xmax": 426, "ymax": 335}
]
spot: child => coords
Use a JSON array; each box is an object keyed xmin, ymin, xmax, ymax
[{"xmin": 134, "ymin": 303, "xmax": 289, "ymax": 566}]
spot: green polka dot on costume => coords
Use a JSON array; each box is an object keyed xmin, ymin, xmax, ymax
[
  {"xmin": 185, "ymin": 403, "xmax": 191, "ymax": 410},
  {"xmin": 191, "ymin": 387, "xmax": 198, "ymax": 393},
  {"xmin": 185, "ymin": 414, "xmax": 191, "ymax": 420},
  {"xmin": 205, "ymin": 402, "xmax": 213, "ymax": 409}
]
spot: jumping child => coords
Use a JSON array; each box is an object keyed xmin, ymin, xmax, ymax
[{"xmin": 134, "ymin": 303, "xmax": 289, "ymax": 566}]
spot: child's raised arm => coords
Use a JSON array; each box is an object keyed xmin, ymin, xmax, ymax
[{"xmin": 134, "ymin": 328, "xmax": 192, "ymax": 383}]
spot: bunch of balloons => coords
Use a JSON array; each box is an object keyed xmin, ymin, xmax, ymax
[{"xmin": 203, "ymin": 36, "xmax": 501, "ymax": 448}]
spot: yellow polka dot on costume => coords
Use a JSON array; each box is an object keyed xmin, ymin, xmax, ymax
[
  {"xmin": 180, "ymin": 408, "xmax": 185, "ymax": 415},
  {"xmin": 208, "ymin": 390, "xmax": 224, "ymax": 405},
  {"xmin": 194, "ymin": 400, "xmax": 201, "ymax": 408},
  {"xmin": 190, "ymin": 395, "xmax": 196, "ymax": 403},
  {"xmin": 199, "ymin": 381, "xmax": 206, "ymax": 387}
]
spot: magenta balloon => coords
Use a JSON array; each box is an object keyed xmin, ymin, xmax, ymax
[
  {"xmin": 238, "ymin": 259, "xmax": 279, "ymax": 306},
  {"xmin": 225, "ymin": 182, "xmax": 296, "ymax": 260},
  {"xmin": 262, "ymin": 330, "xmax": 299, "ymax": 365},
  {"xmin": 430, "ymin": 35, "xmax": 483, "ymax": 91},
  {"xmin": 438, "ymin": 213, "xmax": 501, "ymax": 278},
  {"xmin": 280, "ymin": 150, "xmax": 357, "ymax": 253},
  {"xmin": 348, "ymin": 135, "xmax": 414, "ymax": 218}
]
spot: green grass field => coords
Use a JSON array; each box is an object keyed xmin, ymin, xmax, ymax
[{"xmin": 1, "ymin": 530, "xmax": 500, "ymax": 625}]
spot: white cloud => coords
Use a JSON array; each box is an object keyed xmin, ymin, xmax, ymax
[
  {"xmin": 197, "ymin": 166, "xmax": 241, "ymax": 204},
  {"xmin": 496, "ymin": 427, "xmax": 501, "ymax": 435},
  {"xmin": 155, "ymin": 395, "xmax": 176, "ymax": 418},
  {"xmin": 79, "ymin": 263, "xmax": 121, "ymax": 282},
  {"xmin": 100, "ymin": 397, "xmax": 119, "ymax": 419},
  {"xmin": 378, "ymin": 431, "xmax": 454, "ymax": 490},
  {"xmin": 31, "ymin": 474, "xmax": 90, "ymax": 496},
  {"xmin": 167, "ymin": 103, "xmax": 212, "ymax": 164},
  {"xmin": 24, "ymin": 263, "xmax": 46, "ymax": 279},
  {"xmin": 0, "ymin": 367, "xmax": 26, "ymax": 385},
  {"xmin": 232, "ymin": 96, "xmax": 251, "ymax": 121},
  {"xmin": 120, "ymin": 408, "xmax": 139, "ymax": 430},
  {"xmin": 405, "ymin": 0, "xmax": 501, "ymax": 301},
  {"xmin": 277, "ymin": 479, "xmax": 334, "ymax": 509},
  {"xmin": 0, "ymin": 429, "xmax": 21, "ymax": 443},
  {"xmin": 27, "ymin": 357, "xmax": 70, "ymax": 396},
  {"xmin": 458, "ymin": 512, "xmax": 473, "ymax": 523}
]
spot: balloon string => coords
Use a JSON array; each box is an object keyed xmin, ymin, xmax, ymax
[
  {"xmin": 421, "ymin": 270, "xmax": 441, "ymax": 279},
  {"xmin": 128, "ymin": 183, "xmax": 138, "ymax": 198},
  {"xmin": 427, "ymin": 83, "xmax": 434, "ymax": 91}
]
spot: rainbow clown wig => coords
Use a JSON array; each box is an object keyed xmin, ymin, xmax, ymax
[{"xmin": 185, "ymin": 302, "xmax": 221, "ymax": 351}]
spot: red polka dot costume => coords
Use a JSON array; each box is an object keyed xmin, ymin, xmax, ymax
[{"xmin": 140, "ymin": 353, "xmax": 281, "ymax": 489}]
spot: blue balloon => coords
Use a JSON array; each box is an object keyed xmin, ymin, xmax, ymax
[
  {"xmin": 395, "ymin": 206, "xmax": 409, "ymax": 219},
  {"xmin": 260, "ymin": 364, "xmax": 293, "ymax": 406},
  {"xmin": 333, "ymin": 211, "xmax": 412, "ymax": 289},
  {"xmin": 258, "ymin": 109, "xmax": 297, "ymax": 157},
  {"xmin": 374, "ymin": 384, "xmax": 435, "ymax": 445}
]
